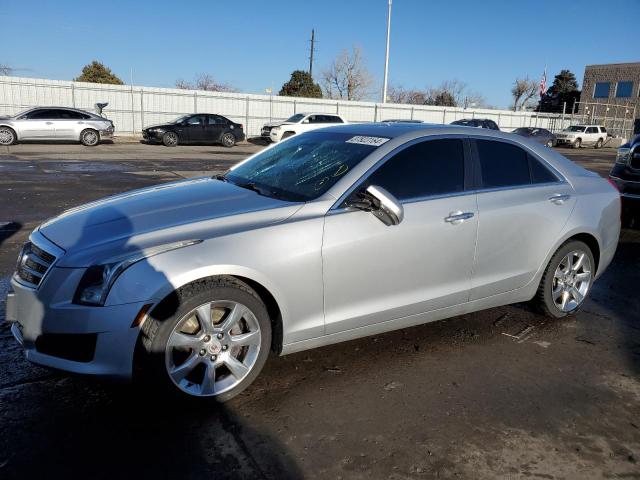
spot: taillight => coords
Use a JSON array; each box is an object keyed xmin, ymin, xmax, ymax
[{"xmin": 239, "ymin": 124, "xmax": 244, "ymax": 130}]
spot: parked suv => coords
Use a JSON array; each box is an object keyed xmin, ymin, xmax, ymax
[
  {"xmin": 143, "ymin": 114, "xmax": 244, "ymax": 147},
  {"xmin": 262, "ymin": 112, "xmax": 347, "ymax": 142},
  {"xmin": 555, "ymin": 125, "xmax": 607, "ymax": 149},
  {"xmin": 451, "ymin": 118, "xmax": 500, "ymax": 130},
  {"xmin": 609, "ymin": 134, "xmax": 640, "ymax": 226},
  {"xmin": 0, "ymin": 107, "xmax": 114, "ymax": 146}
]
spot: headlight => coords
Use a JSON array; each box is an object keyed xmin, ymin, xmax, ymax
[
  {"xmin": 616, "ymin": 147, "xmax": 631, "ymax": 165},
  {"xmin": 73, "ymin": 239, "xmax": 202, "ymax": 306}
]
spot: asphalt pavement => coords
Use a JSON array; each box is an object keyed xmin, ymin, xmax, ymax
[{"xmin": 0, "ymin": 141, "xmax": 638, "ymax": 479}]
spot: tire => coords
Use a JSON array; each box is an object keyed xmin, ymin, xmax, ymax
[
  {"xmin": 80, "ymin": 129, "xmax": 99, "ymax": 146},
  {"xmin": 573, "ymin": 138, "xmax": 582, "ymax": 149},
  {"xmin": 137, "ymin": 276, "xmax": 272, "ymax": 401},
  {"xmin": 0, "ymin": 126, "xmax": 17, "ymax": 145},
  {"xmin": 281, "ymin": 131, "xmax": 295, "ymax": 140},
  {"xmin": 162, "ymin": 131, "xmax": 179, "ymax": 147},
  {"xmin": 594, "ymin": 138, "xmax": 603, "ymax": 149},
  {"xmin": 533, "ymin": 240, "xmax": 595, "ymax": 318},
  {"xmin": 221, "ymin": 132, "xmax": 236, "ymax": 148}
]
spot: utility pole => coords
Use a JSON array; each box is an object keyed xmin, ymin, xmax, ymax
[
  {"xmin": 382, "ymin": 0, "xmax": 392, "ymax": 103},
  {"xmin": 309, "ymin": 29, "xmax": 316, "ymax": 78}
]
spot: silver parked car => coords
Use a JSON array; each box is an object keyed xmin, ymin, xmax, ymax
[
  {"xmin": 0, "ymin": 107, "xmax": 114, "ymax": 146},
  {"xmin": 6, "ymin": 124, "xmax": 620, "ymax": 400}
]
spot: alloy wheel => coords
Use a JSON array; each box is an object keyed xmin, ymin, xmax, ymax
[
  {"xmin": 551, "ymin": 250, "xmax": 592, "ymax": 312},
  {"xmin": 0, "ymin": 128, "xmax": 15, "ymax": 145},
  {"xmin": 222, "ymin": 133, "xmax": 235, "ymax": 147},
  {"xmin": 165, "ymin": 300, "xmax": 262, "ymax": 396},
  {"xmin": 82, "ymin": 130, "xmax": 98, "ymax": 146}
]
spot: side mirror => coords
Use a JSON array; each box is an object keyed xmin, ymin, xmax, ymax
[{"xmin": 347, "ymin": 185, "xmax": 404, "ymax": 226}]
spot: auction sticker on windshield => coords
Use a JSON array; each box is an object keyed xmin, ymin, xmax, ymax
[{"xmin": 346, "ymin": 136, "xmax": 390, "ymax": 147}]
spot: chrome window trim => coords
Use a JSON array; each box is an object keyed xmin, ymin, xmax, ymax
[
  {"xmin": 329, "ymin": 133, "xmax": 471, "ymax": 212},
  {"xmin": 610, "ymin": 175, "xmax": 640, "ymax": 185},
  {"xmin": 329, "ymin": 133, "xmax": 567, "ymax": 213}
]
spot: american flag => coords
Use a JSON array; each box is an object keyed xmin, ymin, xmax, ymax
[{"xmin": 539, "ymin": 69, "xmax": 547, "ymax": 98}]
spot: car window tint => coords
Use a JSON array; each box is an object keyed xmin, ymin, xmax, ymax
[
  {"xmin": 58, "ymin": 110, "xmax": 82, "ymax": 119},
  {"xmin": 208, "ymin": 115, "xmax": 224, "ymax": 125},
  {"xmin": 529, "ymin": 155, "xmax": 557, "ymax": 184},
  {"xmin": 187, "ymin": 116, "xmax": 202, "ymax": 125},
  {"xmin": 476, "ymin": 139, "xmax": 530, "ymax": 188},
  {"xmin": 366, "ymin": 139, "xmax": 465, "ymax": 200},
  {"xmin": 600, "ymin": 126, "xmax": 607, "ymax": 133},
  {"xmin": 28, "ymin": 109, "xmax": 57, "ymax": 119}
]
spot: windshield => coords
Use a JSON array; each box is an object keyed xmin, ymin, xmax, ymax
[
  {"xmin": 172, "ymin": 115, "xmax": 190, "ymax": 124},
  {"xmin": 225, "ymin": 131, "xmax": 386, "ymax": 202},
  {"xmin": 564, "ymin": 126, "xmax": 586, "ymax": 132},
  {"xmin": 284, "ymin": 113, "xmax": 306, "ymax": 123},
  {"xmin": 513, "ymin": 128, "xmax": 530, "ymax": 134}
]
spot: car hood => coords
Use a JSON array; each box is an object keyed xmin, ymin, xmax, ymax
[
  {"xmin": 143, "ymin": 123, "xmax": 174, "ymax": 130},
  {"xmin": 40, "ymin": 177, "xmax": 302, "ymax": 267}
]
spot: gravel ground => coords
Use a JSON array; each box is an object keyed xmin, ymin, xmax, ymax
[{"xmin": 0, "ymin": 142, "xmax": 638, "ymax": 480}]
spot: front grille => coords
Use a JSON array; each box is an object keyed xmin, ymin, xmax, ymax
[{"xmin": 16, "ymin": 241, "xmax": 57, "ymax": 288}]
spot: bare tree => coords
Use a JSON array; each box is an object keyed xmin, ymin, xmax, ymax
[
  {"xmin": 321, "ymin": 47, "xmax": 374, "ymax": 101},
  {"xmin": 175, "ymin": 73, "xmax": 236, "ymax": 92},
  {"xmin": 387, "ymin": 85, "xmax": 428, "ymax": 105},
  {"xmin": 0, "ymin": 64, "xmax": 14, "ymax": 75},
  {"xmin": 511, "ymin": 77, "xmax": 537, "ymax": 111}
]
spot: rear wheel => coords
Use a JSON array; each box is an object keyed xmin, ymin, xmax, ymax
[
  {"xmin": 221, "ymin": 132, "xmax": 236, "ymax": 148},
  {"xmin": 595, "ymin": 138, "xmax": 603, "ymax": 149},
  {"xmin": 533, "ymin": 240, "xmax": 594, "ymax": 318},
  {"xmin": 573, "ymin": 138, "xmax": 582, "ymax": 149},
  {"xmin": 162, "ymin": 131, "xmax": 179, "ymax": 147},
  {"xmin": 137, "ymin": 277, "xmax": 271, "ymax": 401},
  {"xmin": 0, "ymin": 126, "xmax": 16, "ymax": 145},
  {"xmin": 80, "ymin": 129, "xmax": 99, "ymax": 146}
]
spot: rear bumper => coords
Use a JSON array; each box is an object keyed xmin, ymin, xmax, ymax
[{"xmin": 5, "ymin": 275, "xmax": 145, "ymax": 379}]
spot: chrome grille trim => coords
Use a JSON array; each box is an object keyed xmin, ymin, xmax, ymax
[{"xmin": 14, "ymin": 230, "xmax": 64, "ymax": 289}]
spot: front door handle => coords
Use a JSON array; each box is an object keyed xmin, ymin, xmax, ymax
[
  {"xmin": 45, "ymin": 122, "xmax": 53, "ymax": 125},
  {"xmin": 444, "ymin": 211, "xmax": 475, "ymax": 224},
  {"xmin": 548, "ymin": 194, "xmax": 571, "ymax": 204}
]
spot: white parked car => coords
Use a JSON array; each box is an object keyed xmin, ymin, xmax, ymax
[
  {"xmin": 555, "ymin": 125, "xmax": 607, "ymax": 149},
  {"xmin": 262, "ymin": 112, "xmax": 347, "ymax": 143}
]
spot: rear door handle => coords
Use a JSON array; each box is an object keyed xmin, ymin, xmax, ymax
[
  {"xmin": 45, "ymin": 122, "xmax": 53, "ymax": 125},
  {"xmin": 548, "ymin": 194, "xmax": 571, "ymax": 204},
  {"xmin": 444, "ymin": 211, "xmax": 475, "ymax": 224}
]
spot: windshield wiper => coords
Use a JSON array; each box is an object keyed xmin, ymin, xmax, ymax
[{"xmin": 214, "ymin": 174, "xmax": 228, "ymax": 182}]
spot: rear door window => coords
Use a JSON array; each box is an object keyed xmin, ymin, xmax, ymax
[
  {"xmin": 476, "ymin": 139, "xmax": 530, "ymax": 188},
  {"xmin": 529, "ymin": 155, "xmax": 558, "ymax": 184},
  {"xmin": 366, "ymin": 139, "xmax": 465, "ymax": 200}
]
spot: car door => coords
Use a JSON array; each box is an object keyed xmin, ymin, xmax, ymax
[
  {"xmin": 205, "ymin": 115, "xmax": 226, "ymax": 143},
  {"xmin": 585, "ymin": 126, "xmax": 599, "ymax": 145},
  {"xmin": 322, "ymin": 137, "xmax": 478, "ymax": 334},
  {"xmin": 53, "ymin": 109, "xmax": 85, "ymax": 139},
  {"xmin": 15, "ymin": 108, "xmax": 57, "ymax": 139},
  {"xmin": 469, "ymin": 138, "xmax": 575, "ymax": 300},
  {"xmin": 184, "ymin": 115, "xmax": 206, "ymax": 143}
]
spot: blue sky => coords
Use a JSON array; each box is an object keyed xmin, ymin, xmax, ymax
[{"xmin": 2, "ymin": 0, "xmax": 639, "ymax": 108}]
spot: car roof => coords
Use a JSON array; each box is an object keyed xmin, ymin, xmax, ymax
[
  {"xmin": 318, "ymin": 122, "xmax": 514, "ymax": 140},
  {"xmin": 24, "ymin": 106, "xmax": 97, "ymax": 115},
  {"xmin": 297, "ymin": 112, "xmax": 343, "ymax": 116}
]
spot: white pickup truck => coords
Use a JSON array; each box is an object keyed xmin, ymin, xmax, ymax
[
  {"xmin": 261, "ymin": 112, "xmax": 347, "ymax": 143},
  {"xmin": 555, "ymin": 124, "xmax": 608, "ymax": 149}
]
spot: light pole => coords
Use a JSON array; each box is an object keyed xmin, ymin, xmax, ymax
[{"xmin": 382, "ymin": 0, "xmax": 392, "ymax": 103}]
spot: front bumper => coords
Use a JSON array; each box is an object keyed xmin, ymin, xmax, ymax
[
  {"xmin": 99, "ymin": 127, "xmax": 114, "ymax": 139},
  {"xmin": 555, "ymin": 137, "xmax": 577, "ymax": 145},
  {"xmin": 5, "ymin": 274, "xmax": 147, "ymax": 379}
]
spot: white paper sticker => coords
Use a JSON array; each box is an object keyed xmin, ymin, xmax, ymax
[{"xmin": 346, "ymin": 136, "xmax": 390, "ymax": 147}]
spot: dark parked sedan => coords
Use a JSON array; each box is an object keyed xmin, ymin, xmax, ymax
[
  {"xmin": 451, "ymin": 118, "xmax": 500, "ymax": 130},
  {"xmin": 512, "ymin": 127, "xmax": 556, "ymax": 147},
  {"xmin": 609, "ymin": 134, "xmax": 640, "ymax": 227},
  {"xmin": 142, "ymin": 113, "xmax": 245, "ymax": 147}
]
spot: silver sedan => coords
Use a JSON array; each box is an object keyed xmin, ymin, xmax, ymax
[
  {"xmin": 0, "ymin": 107, "xmax": 114, "ymax": 146},
  {"xmin": 6, "ymin": 124, "xmax": 620, "ymax": 400}
]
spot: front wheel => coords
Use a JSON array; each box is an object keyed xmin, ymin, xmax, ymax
[
  {"xmin": 0, "ymin": 126, "xmax": 16, "ymax": 145},
  {"xmin": 573, "ymin": 138, "xmax": 582, "ymax": 149},
  {"xmin": 221, "ymin": 132, "xmax": 236, "ymax": 148},
  {"xmin": 533, "ymin": 240, "xmax": 594, "ymax": 318},
  {"xmin": 162, "ymin": 131, "xmax": 179, "ymax": 147},
  {"xmin": 137, "ymin": 277, "xmax": 272, "ymax": 401},
  {"xmin": 80, "ymin": 129, "xmax": 100, "ymax": 146}
]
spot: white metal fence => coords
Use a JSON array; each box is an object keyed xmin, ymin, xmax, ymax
[{"xmin": 1, "ymin": 75, "xmax": 574, "ymax": 137}]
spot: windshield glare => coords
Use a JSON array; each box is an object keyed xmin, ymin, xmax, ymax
[
  {"xmin": 285, "ymin": 113, "xmax": 305, "ymax": 123},
  {"xmin": 225, "ymin": 132, "xmax": 385, "ymax": 202},
  {"xmin": 565, "ymin": 126, "xmax": 586, "ymax": 132}
]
